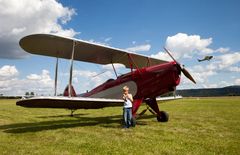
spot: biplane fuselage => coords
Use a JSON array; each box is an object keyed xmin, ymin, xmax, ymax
[{"xmin": 84, "ymin": 61, "xmax": 180, "ymax": 99}]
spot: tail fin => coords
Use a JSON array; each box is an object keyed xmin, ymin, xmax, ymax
[{"xmin": 63, "ymin": 85, "xmax": 77, "ymax": 97}]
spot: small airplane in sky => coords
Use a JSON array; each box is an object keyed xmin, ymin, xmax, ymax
[
  {"xmin": 198, "ymin": 56, "xmax": 213, "ymax": 62},
  {"xmin": 16, "ymin": 34, "xmax": 196, "ymax": 124}
]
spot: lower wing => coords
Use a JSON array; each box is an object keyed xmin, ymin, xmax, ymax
[
  {"xmin": 156, "ymin": 95, "xmax": 182, "ymax": 101},
  {"xmin": 16, "ymin": 96, "xmax": 182, "ymax": 109},
  {"xmin": 16, "ymin": 96, "xmax": 123, "ymax": 109}
]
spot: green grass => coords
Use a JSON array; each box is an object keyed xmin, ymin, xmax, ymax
[{"xmin": 0, "ymin": 97, "xmax": 240, "ymax": 155}]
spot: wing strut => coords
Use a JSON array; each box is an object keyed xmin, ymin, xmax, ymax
[
  {"xmin": 68, "ymin": 41, "xmax": 76, "ymax": 97},
  {"xmin": 111, "ymin": 63, "xmax": 118, "ymax": 78},
  {"xmin": 54, "ymin": 57, "xmax": 58, "ymax": 96},
  {"xmin": 147, "ymin": 57, "xmax": 151, "ymax": 67},
  {"xmin": 127, "ymin": 54, "xmax": 142, "ymax": 77}
]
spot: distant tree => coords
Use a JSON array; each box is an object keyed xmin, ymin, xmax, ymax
[
  {"xmin": 30, "ymin": 92, "xmax": 34, "ymax": 96},
  {"xmin": 25, "ymin": 92, "xmax": 29, "ymax": 96}
]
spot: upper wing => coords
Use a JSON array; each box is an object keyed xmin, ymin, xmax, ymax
[
  {"xmin": 17, "ymin": 96, "xmax": 124, "ymax": 109},
  {"xmin": 19, "ymin": 34, "xmax": 168, "ymax": 69}
]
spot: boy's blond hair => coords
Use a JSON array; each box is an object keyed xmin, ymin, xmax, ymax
[{"xmin": 123, "ymin": 86, "xmax": 129, "ymax": 91}]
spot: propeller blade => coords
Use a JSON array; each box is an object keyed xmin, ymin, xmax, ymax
[
  {"xmin": 164, "ymin": 47, "xmax": 177, "ymax": 62},
  {"xmin": 181, "ymin": 67, "xmax": 196, "ymax": 84},
  {"xmin": 164, "ymin": 47, "xmax": 196, "ymax": 84}
]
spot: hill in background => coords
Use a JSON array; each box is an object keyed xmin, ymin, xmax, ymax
[{"xmin": 177, "ymin": 85, "xmax": 240, "ymax": 97}]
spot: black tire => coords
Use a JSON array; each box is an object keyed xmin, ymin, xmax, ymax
[
  {"xmin": 131, "ymin": 117, "xmax": 136, "ymax": 127},
  {"xmin": 157, "ymin": 111, "xmax": 169, "ymax": 122}
]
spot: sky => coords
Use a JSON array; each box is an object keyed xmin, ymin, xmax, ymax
[{"xmin": 0, "ymin": 0, "xmax": 240, "ymax": 96}]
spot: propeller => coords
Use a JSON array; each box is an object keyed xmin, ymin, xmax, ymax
[
  {"xmin": 181, "ymin": 67, "xmax": 196, "ymax": 84},
  {"xmin": 164, "ymin": 47, "xmax": 196, "ymax": 84}
]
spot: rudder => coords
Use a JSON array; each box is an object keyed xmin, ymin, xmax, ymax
[{"xmin": 63, "ymin": 85, "xmax": 77, "ymax": 97}]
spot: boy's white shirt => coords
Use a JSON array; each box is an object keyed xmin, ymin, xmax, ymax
[{"xmin": 123, "ymin": 94, "xmax": 133, "ymax": 108}]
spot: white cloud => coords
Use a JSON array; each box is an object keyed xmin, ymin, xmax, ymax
[
  {"xmin": 0, "ymin": 66, "xmax": 115, "ymax": 95},
  {"xmin": 126, "ymin": 44, "xmax": 151, "ymax": 52},
  {"xmin": 216, "ymin": 52, "xmax": 240, "ymax": 69},
  {"xmin": 71, "ymin": 69, "xmax": 114, "ymax": 92},
  {"xmin": 165, "ymin": 33, "xmax": 213, "ymax": 59},
  {"xmin": 27, "ymin": 74, "xmax": 41, "ymax": 80},
  {"xmin": 235, "ymin": 79, "xmax": 240, "ymax": 85},
  {"xmin": 219, "ymin": 81, "xmax": 232, "ymax": 87},
  {"xmin": 102, "ymin": 63, "xmax": 125, "ymax": 70},
  {"xmin": 184, "ymin": 65, "xmax": 216, "ymax": 85},
  {"xmin": 0, "ymin": 0, "xmax": 78, "ymax": 58},
  {"xmin": 151, "ymin": 33, "xmax": 214, "ymax": 61},
  {"xmin": 88, "ymin": 39, "xmax": 109, "ymax": 46},
  {"xmin": 104, "ymin": 37, "xmax": 112, "ymax": 42},
  {"xmin": 0, "ymin": 65, "xmax": 18, "ymax": 80},
  {"xmin": 197, "ymin": 81, "xmax": 231, "ymax": 89},
  {"xmin": 0, "ymin": 66, "xmax": 54, "ymax": 95},
  {"xmin": 73, "ymin": 69, "xmax": 113, "ymax": 84},
  {"xmin": 215, "ymin": 47, "xmax": 230, "ymax": 53},
  {"xmin": 60, "ymin": 68, "xmax": 115, "ymax": 93},
  {"xmin": 229, "ymin": 66, "xmax": 240, "ymax": 72},
  {"xmin": 150, "ymin": 51, "xmax": 172, "ymax": 61},
  {"xmin": 34, "ymin": 70, "xmax": 53, "ymax": 86},
  {"xmin": 73, "ymin": 70, "xmax": 97, "ymax": 77}
]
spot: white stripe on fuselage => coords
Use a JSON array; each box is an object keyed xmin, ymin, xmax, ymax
[{"xmin": 89, "ymin": 81, "xmax": 137, "ymax": 99}]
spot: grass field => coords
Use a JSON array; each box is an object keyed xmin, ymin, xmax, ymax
[{"xmin": 0, "ymin": 97, "xmax": 240, "ymax": 155}]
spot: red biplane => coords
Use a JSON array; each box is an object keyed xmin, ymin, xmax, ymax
[{"xmin": 16, "ymin": 34, "xmax": 196, "ymax": 123}]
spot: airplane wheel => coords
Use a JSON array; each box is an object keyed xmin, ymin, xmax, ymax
[
  {"xmin": 131, "ymin": 117, "xmax": 136, "ymax": 127},
  {"xmin": 157, "ymin": 111, "xmax": 169, "ymax": 122}
]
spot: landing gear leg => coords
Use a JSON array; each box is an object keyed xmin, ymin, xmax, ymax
[
  {"xmin": 131, "ymin": 117, "xmax": 136, "ymax": 127},
  {"xmin": 145, "ymin": 98, "xmax": 169, "ymax": 122},
  {"xmin": 131, "ymin": 98, "xmax": 143, "ymax": 127}
]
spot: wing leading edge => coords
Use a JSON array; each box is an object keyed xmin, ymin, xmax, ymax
[
  {"xmin": 17, "ymin": 96, "xmax": 124, "ymax": 109},
  {"xmin": 19, "ymin": 34, "xmax": 168, "ymax": 69}
]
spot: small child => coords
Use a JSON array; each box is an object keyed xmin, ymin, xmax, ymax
[{"xmin": 122, "ymin": 86, "xmax": 133, "ymax": 128}]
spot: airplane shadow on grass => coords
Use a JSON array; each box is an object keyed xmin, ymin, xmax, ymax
[{"xmin": 0, "ymin": 114, "xmax": 156, "ymax": 134}]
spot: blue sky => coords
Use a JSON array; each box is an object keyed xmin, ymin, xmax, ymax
[
  {"xmin": 61, "ymin": 0, "xmax": 239, "ymax": 47},
  {"xmin": 0, "ymin": 0, "xmax": 239, "ymax": 95}
]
